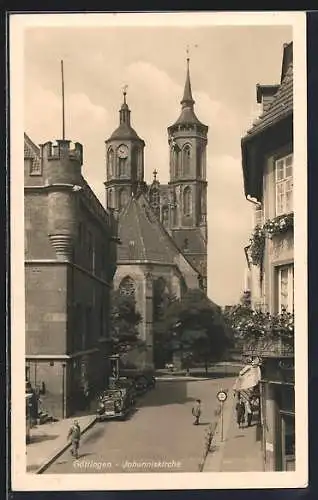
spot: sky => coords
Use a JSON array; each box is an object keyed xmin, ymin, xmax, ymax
[{"xmin": 24, "ymin": 22, "xmax": 292, "ymax": 306}]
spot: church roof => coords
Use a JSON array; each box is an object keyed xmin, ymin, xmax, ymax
[
  {"xmin": 109, "ymin": 123, "xmax": 142, "ymax": 141},
  {"xmin": 171, "ymin": 228, "xmax": 206, "ymax": 255},
  {"xmin": 108, "ymin": 91, "xmax": 144, "ymax": 143},
  {"xmin": 117, "ymin": 194, "xmax": 201, "ymax": 280},
  {"xmin": 117, "ymin": 194, "xmax": 177, "ymax": 264}
]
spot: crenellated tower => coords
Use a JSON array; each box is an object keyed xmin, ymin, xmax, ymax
[
  {"xmin": 167, "ymin": 57, "xmax": 208, "ymax": 291},
  {"xmin": 104, "ymin": 89, "xmax": 146, "ymax": 212},
  {"xmin": 41, "ymin": 139, "xmax": 83, "ymax": 261}
]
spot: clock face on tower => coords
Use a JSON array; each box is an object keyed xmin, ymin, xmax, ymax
[{"xmin": 117, "ymin": 145, "xmax": 128, "ymax": 159}]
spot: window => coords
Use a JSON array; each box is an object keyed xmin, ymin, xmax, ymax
[
  {"xmin": 173, "ymin": 149, "xmax": 180, "ymax": 178},
  {"xmin": 119, "ymin": 276, "xmax": 136, "ymax": 298},
  {"xmin": 254, "ymin": 204, "xmax": 263, "ymax": 226},
  {"xmin": 277, "ymin": 264, "xmax": 294, "ymax": 313},
  {"xmin": 107, "ymin": 189, "xmax": 113, "ymax": 209},
  {"xmin": 119, "ymin": 188, "xmax": 128, "ymax": 209},
  {"xmin": 182, "ymin": 145, "xmax": 191, "ymax": 176},
  {"xmin": 183, "ymin": 186, "xmax": 192, "ymax": 216},
  {"xmin": 119, "ymin": 158, "xmax": 127, "ymax": 177},
  {"xmin": 107, "ymin": 148, "xmax": 114, "ymax": 177},
  {"xmin": 275, "ymin": 154, "xmax": 293, "ymax": 215},
  {"xmin": 162, "ymin": 207, "xmax": 169, "ymax": 225}
]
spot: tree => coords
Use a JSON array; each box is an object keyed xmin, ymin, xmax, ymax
[
  {"xmin": 155, "ymin": 288, "xmax": 233, "ymax": 372},
  {"xmin": 109, "ymin": 289, "xmax": 145, "ymax": 355}
]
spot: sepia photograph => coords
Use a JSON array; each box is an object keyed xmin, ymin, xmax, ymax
[{"xmin": 10, "ymin": 11, "xmax": 307, "ymax": 491}]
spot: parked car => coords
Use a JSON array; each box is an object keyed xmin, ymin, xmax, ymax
[{"xmin": 96, "ymin": 388, "xmax": 134, "ymax": 421}]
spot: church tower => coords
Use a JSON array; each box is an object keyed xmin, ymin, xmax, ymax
[
  {"xmin": 167, "ymin": 56, "xmax": 208, "ymax": 292},
  {"xmin": 105, "ymin": 89, "xmax": 146, "ymax": 212}
]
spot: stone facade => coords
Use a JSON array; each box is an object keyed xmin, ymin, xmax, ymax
[{"xmin": 24, "ymin": 135, "xmax": 117, "ymax": 418}]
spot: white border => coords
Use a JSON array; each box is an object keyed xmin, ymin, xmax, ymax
[{"xmin": 10, "ymin": 11, "xmax": 308, "ymax": 491}]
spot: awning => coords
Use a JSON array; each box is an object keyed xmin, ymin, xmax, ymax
[{"xmin": 234, "ymin": 364, "xmax": 261, "ymax": 391}]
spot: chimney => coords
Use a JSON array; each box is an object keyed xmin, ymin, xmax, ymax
[{"xmin": 256, "ymin": 84, "xmax": 280, "ymax": 113}]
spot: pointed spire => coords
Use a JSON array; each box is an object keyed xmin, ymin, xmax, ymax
[
  {"xmin": 119, "ymin": 84, "xmax": 131, "ymax": 125},
  {"xmin": 181, "ymin": 55, "xmax": 195, "ymax": 109}
]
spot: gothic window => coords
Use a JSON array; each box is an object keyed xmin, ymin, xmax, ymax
[
  {"xmin": 119, "ymin": 276, "xmax": 136, "ymax": 298},
  {"xmin": 107, "ymin": 148, "xmax": 114, "ymax": 177},
  {"xmin": 183, "ymin": 186, "xmax": 192, "ymax": 216},
  {"xmin": 119, "ymin": 188, "xmax": 128, "ymax": 209},
  {"xmin": 108, "ymin": 189, "xmax": 113, "ymax": 209},
  {"xmin": 162, "ymin": 206, "xmax": 169, "ymax": 225},
  {"xmin": 174, "ymin": 149, "xmax": 180, "ymax": 178},
  {"xmin": 182, "ymin": 145, "xmax": 191, "ymax": 176},
  {"xmin": 196, "ymin": 145, "xmax": 202, "ymax": 178},
  {"xmin": 119, "ymin": 157, "xmax": 127, "ymax": 177}
]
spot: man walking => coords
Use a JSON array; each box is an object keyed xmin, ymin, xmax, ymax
[
  {"xmin": 235, "ymin": 396, "xmax": 245, "ymax": 429},
  {"xmin": 67, "ymin": 420, "xmax": 81, "ymax": 459},
  {"xmin": 192, "ymin": 399, "xmax": 202, "ymax": 425}
]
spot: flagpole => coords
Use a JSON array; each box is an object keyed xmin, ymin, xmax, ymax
[{"xmin": 61, "ymin": 60, "xmax": 65, "ymax": 140}]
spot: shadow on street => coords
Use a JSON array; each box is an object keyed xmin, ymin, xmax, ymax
[
  {"xmin": 28, "ymin": 433, "xmax": 59, "ymax": 444},
  {"xmin": 138, "ymin": 381, "xmax": 196, "ymax": 408}
]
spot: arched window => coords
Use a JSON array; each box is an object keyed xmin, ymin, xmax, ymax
[
  {"xmin": 183, "ymin": 186, "xmax": 192, "ymax": 216},
  {"xmin": 108, "ymin": 189, "xmax": 113, "ymax": 209},
  {"xmin": 196, "ymin": 145, "xmax": 202, "ymax": 178},
  {"xmin": 162, "ymin": 206, "xmax": 169, "ymax": 225},
  {"xmin": 107, "ymin": 148, "xmax": 114, "ymax": 177},
  {"xmin": 119, "ymin": 158, "xmax": 127, "ymax": 177},
  {"xmin": 119, "ymin": 276, "xmax": 136, "ymax": 298},
  {"xmin": 119, "ymin": 188, "xmax": 128, "ymax": 209},
  {"xmin": 174, "ymin": 149, "xmax": 180, "ymax": 178},
  {"xmin": 182, "ymin": 145, "xmax": 191, "ymax": 176}
]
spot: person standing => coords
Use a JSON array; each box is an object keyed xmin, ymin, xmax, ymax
[
  {"xmin": 192, "ymin": 399, "xmax": 202, "ymax": 425},
  {"xmin": 235, "ymin": 397, "xmax": 245, "ymax": 429},
  {"xmin": 67, "ymin": 420, "xmax": 81, "ymax": 459},
  {"xmin": 245, "ymin": 398, "xmax": 253, "ymax": 427}
]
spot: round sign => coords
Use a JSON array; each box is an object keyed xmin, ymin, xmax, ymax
[{"xmin": 217, "ymin": 390, "xmax": 227, "ymax": 402}]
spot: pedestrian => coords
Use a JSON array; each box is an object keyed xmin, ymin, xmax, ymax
[
  {"xmin": 245, "ymin": 398, "xmax": 253, "ymax": 427},
  {"xmin": 235, "ymin": 396, "xmax": 245, "ymax": 429},
  {"xmin": 192, "ymin": 399, "xmax": 202, "ymax": 425},
  {"xmin": 67, "ymin": 420, "xmax": 81, "ymax": 459}
]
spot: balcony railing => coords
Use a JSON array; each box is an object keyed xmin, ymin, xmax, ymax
[{"xmin": 243, "ymin": 337, "xmax": 294, "ymax": 359}]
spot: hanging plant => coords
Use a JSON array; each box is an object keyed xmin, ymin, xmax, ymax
[
  {"xmin": 263, "ymin": 212, "xmax": 294, "ymax": 238},
  {"xmin": 249, "ymin": 212, "xmax": 294, "ymax": 267},
  {"xmin": 249, "ymin": 225, "xmax": 266, "ymax": 266}
]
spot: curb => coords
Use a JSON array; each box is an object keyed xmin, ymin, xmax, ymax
[
  {"xmin": 201, "ymin": 390, "xmax": 235, "ymax": 472},
  {"xmin": 35, "ymin": 416, "xmax": 97, "ymax": 474}
]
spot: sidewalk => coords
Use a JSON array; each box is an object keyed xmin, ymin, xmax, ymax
[
  {"xmin": 204, "ymin": 390, "xmax": 264, "ymax": 472},
  {"xmin": 26, "ymin": 414, "xmax": 96, "ymax": 474}
]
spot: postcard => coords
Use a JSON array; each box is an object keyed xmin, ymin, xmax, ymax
[{"xmin": 10, "ymin": 10, "xmax": 308, "ymax": 491}]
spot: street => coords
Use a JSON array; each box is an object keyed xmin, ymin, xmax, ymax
[{"xmin": 45, "ymin": 376, "xmax": 235, "ymax": 474}]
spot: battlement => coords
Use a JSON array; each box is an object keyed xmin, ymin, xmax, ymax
[{"xmin": 40, "ymin": 140, "xmax": 83, "ymax": 165}]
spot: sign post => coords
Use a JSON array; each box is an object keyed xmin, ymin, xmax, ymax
[{"xmin": 216, "ymin": 390, "xmax": 228, "ymax": 442}]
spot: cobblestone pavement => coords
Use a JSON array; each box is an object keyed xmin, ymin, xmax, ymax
[{"xmin": 45, "ymin": 377, "xmax": 235, "ymax": 474}]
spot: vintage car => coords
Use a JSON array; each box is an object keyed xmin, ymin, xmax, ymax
[{"xmin": 96, "ymin": 388, "xmax": 134, "ymax": 421}]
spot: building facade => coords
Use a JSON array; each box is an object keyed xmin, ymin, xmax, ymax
[
  {"xmin": 241, "ymin": 42, "xmax": 295, "ymax": 471},
  {"xmin": 24, "ymin": 134, "xmax": 117, "ymax": 418}
]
